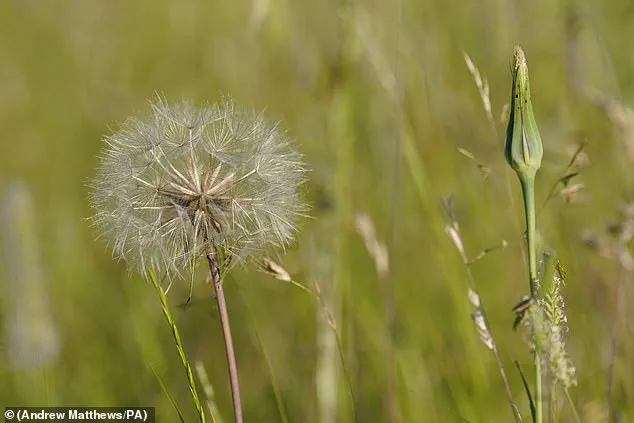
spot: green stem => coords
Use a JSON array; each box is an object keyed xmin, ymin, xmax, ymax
[
  {"xmin": 564, "ymin": 388, "xmax": 582, "ymax": 423},
  {"xmin": 520, "ymin": 176, "xmax": 538, "ymax": 296},
  {"xmin": 520, "ymin": 176, "xmax": 542, "ymax": 423},
  {"xmin": 148, "ymin": 271, "xmax": 206, "ymax": 423}
]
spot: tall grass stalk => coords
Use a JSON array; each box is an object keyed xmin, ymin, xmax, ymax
[
  {"xmin": 606, "ymin": 264, "xmax": 627, "ymax": 422},
  {"xmin": 444, "ymin": 214, "xmax": 521, "ymax": 423},
  {"xmin": 150, "ymin": 364, "xmax": 187, "ymax": 423},
  {"xmin": 254, "ymin": 332, "xmax": 290, "ymax": 423},
  {"xmin": 582, "ymin": 204, "xmax": 633, "ymax": 420},
  {"xmin": 564, "ymin": 388, "xmax": 582, "ymax": 423},
  {"xmin": 148, "ymin": 271, "xmax": 206, "ymax": 423},
  {"xmin": 238, "ymin": 268, "xmax": 290, "ymax": 423},
  {"xmin": 322, "ymin": 3, "xmax": 357, "ymax": 419},
  {"xmin": 261, "ymin": 256, "xmax": 356, "ymax": 422},
  {"xmin": 194, "ymin": 361, "xmax": 224, "ymax": 423}
]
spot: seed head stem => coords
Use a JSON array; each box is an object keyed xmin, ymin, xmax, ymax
[{"xmin": 206, "ymin": 251, "xmax": 243, "ymax": 423}]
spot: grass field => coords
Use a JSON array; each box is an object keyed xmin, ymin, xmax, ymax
[{"xmin": 1, "ymin": 1, "xmax": 633, "ymax": 422}]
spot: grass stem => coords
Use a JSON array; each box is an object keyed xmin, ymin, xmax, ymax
[
  {"xmin": 564, "ymin": 387, "xmax": 582, "ymax": 423},
  {"xmin": 606, "ymin": 264, "xmax": 626, "ymax": 422},
  {"xmin": 148, "ymin": 271, "xmax": 206, "ymax": 423},
  {"xmin": 444, "ymin": 214, "xmax": 521, "ymax": 423}
]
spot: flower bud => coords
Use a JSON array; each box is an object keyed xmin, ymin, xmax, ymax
[{"xmin": 504, "ymin": 46, "xmax": 543, "ymax": 181}]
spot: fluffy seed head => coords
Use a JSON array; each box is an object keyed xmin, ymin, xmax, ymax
[{"xmin": 90, "ymin": 97, "xmax": 307, "ymax": 280}]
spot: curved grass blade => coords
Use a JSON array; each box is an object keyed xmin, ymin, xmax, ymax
[
  {"xmin": 148, "ymin": 270, "xmax": 207, "ymax": 423},
  {"xmin": 150, "ymin": 364, "xmax": 187, "ymax": 423},
  {"xmin": 515, "ymin": 360, "xmax": 536, "ymax": 422}
]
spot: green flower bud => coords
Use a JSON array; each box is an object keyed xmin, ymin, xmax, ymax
[{"xmin": 504, "ymin": 46, "xmax": 543, "ymax": 181}]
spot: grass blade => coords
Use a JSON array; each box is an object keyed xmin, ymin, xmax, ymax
[
  {"xmin": 148, "ymin": 270, "xmax": 207, "ymax": 423},
  {"xmin": 515, "ymin": 360, "xmax": 535, "ymax": 422},
  {"xmin": 150, "ymin": 364, "xmax": 187, "ymax": 423}
]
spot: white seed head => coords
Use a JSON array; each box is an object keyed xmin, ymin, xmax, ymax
[{"xmin": 90, "ymin": 97, "xmax": 307, "ymax": 280}]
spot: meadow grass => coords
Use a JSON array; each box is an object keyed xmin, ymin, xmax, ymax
[{"xmin": 1, "ymin": 1, "xmax": 633, "ymax": 422}]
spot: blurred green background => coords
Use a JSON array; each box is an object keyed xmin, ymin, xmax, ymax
[{"xmin": 1, "ymin": 0, "xmax": 633, "ymax": 421}]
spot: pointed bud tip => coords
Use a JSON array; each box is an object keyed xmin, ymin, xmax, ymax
[{"xmin": 512, "ymin": 46, "xmax": 527, "ymax": 72}]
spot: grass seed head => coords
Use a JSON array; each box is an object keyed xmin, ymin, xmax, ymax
[{"xmin": 541, "ymin": 261, "xmax": 577, "ymax": 389}]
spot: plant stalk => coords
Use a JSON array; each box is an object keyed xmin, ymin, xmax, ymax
[
  {"xmin": 148, "ymin": 271, "xmax": 206, "ymax": 423},
  {"xmin": 450, "ymin": 222, "xmax": 521, "ymax": 423},
  {"xmin": 606, "ymin": 264, "xmax": 625, "ymax": 422},
  {"xmin": 520, "ymin": 175, "xmax": 542, "ymax": 423},
  {"xmin": 206, "ymin": 253, "xmax": 243, "ymax": 423},
  {"xmin": 565, "ymin": 387, "xmax": 582, "ymax": 423},
  {"xmin": 491, "ymin": 344, "xmax": 523, "ymax": 423}
]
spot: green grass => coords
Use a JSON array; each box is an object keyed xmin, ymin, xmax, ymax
[{"xmin": 1, "ymin": 0, "xmax": 633, "ymax": 422}]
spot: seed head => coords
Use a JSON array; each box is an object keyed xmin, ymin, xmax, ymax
[
  {"xmin": 90, "ymin": 97, "xmax": 307, "ymax": 280},
  {"xmin": 541, "ymin": 261, "xmax": 577, "ymax": 389}
]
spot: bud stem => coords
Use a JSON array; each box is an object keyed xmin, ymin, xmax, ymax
[
  {"xmin": 520, "ymin": 174, "xmax": 542, "ymax": 423},
  {"xmin": 520, "ymin": 176, "xmax": 539, "ymax": 297}
]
